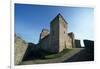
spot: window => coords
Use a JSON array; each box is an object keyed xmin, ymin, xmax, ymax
[{"xmin": 64, "ymin": 31, "xmax": 65, "ymax": 34}]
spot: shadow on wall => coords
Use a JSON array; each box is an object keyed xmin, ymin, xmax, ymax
[
  {"xmin": 64, "ymin": 39, "xmax": 94, "ymax": 62},
  {"xmin": 22, "ymin": 43, "xmax": 50, "ymax": 61},
  {"xmin": 84, "ymin": 40, "xmax": 94, "ymax": 61},
  {"xmin": 22, "ymin": 39, "xmax": 94, "ymax": 62},
  {"xmin": 22, "ymin": 43, "xmax": 38, "ymax": 61},
  {"xmin": 75, "ymin": 39, "xmax": 82, "ymax": 48},
  {"xmin": 84, "ymin": 40, "xmax": 94, "ymax": 48}
]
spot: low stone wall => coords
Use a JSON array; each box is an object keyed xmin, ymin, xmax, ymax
[
  {"xmin": 83, "ymin": 40, "xmax": 94, "ymax": 61},
  {"xmin": 22, "ymin": 43, "xmax": 36, "ymax": 61},
  {"xmin": 75, "ymin": 39, "xmax": 82, "ymax": 48},
  {"xmin": 83, "ymin": 40, "xmax": 94, "ymax": 48},
  {"xmin": 14, "ymin": 35, "xmax": 28, "ymax": 65}
]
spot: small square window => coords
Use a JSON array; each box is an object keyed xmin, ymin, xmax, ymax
[{"xmin": 64, "ymin": 31, "xmax": 65, "ymax": 34}]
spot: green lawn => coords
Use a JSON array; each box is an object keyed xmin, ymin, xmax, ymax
[{"xmin": 45, "ymin": 48, "xmax": 72, "ymax": 59}]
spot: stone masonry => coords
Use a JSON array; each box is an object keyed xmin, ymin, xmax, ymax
[
  {"xmin": 39, "ymin": 13, "xmax": 75, "ymax": 53},
  {"xmin": 15, "ymin": 13, "xmax": 94, "ymax": 65},
  {"xmin": 14, "ymin": 34, "xmax": 28, "ymax": 65}
]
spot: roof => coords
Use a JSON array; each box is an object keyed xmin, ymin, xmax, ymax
[{"xmin": 51, "ymin": 13, "xmax": 68, "ymax": 24}]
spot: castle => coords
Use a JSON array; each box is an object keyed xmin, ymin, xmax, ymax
[
  {"xmin": 15, "ymin": 13, "xmax": 94, "ymax": 65},
  {"xmin": 39, "ymin": 13, "xmax": 75, "ymax": 53}
]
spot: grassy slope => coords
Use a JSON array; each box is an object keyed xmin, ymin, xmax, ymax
[{"xmin": 45, "ymin": 48, "xmax": 72, "ymax": 59}]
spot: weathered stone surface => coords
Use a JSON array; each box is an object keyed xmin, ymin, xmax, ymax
[
  {"xmin": 22, "ymin": 43, "xmax": 36, "ymax": 61},
  {"xmin": 39, "ymin": 29, "xmax": 49, "ymax": 40},
  {"xmin": 66, "ymin": 32, "xmax": 75, "ymax": 48},
  {"xmin": 83, "ymin": 40, "xmax": 94, "ymax": 61},
  {"xmin": 39, "ymin": 13, "xmax": 75, "ymax": 53},
  {"xmin": 83, "ymin": 40, "xmax": 94, "ymax": 48},
  {"xmin": 39, "ymin": 34, "xmax": 50, "ymax": 51},
  {"xmin": 75, "ymin": 39, "xmax": 82, "ymax": 48},
  {"xmin": 14, "ymin": 34, "xmax": 28, "ymax": 65},
  {"xmin": 15, "ymin": 13, "xmax": 94, "ymax": 65},
  {"xmin": 49, "ymin": 14, "xmax": 60, "ymax": 52}
]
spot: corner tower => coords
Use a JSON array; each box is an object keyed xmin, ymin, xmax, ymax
[
  {"xmin": 50, "ymin": 13, "xmax": 68, "ymax": 52},
  {"xmin": 39, "ymin": 29, "xmax": 49, "ymax": 40}
]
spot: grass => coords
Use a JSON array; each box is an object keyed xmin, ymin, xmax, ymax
[{"xmin": 45, "ymin": 48, "xmax": 72, "ymax": 59}]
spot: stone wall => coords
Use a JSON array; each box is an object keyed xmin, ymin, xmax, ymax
[
  {"xmin": 83, "ymin": 40, "xmax": 94, "ymax": 61},
  {"xmin": 75, "ymin": 39, "xmax": 82, "ymax": 48},
  {"xmin": 39, "ymin": 29, "xmax": 49, "ymax": 40},
  {"xmin": 59, "ymin": 14, "xmax": 68, "ymax": 52},
  {"xmin": 39, "ymin": 13, "xmax": 75, "ymax": 53},
  {"xmin": 50, "ymin": 14, "xmax": 59, "ymax": 53},
  {"xmin": 83, "ymin": 40, "xmax": 94, "ymax": 48},
  {"xmin": 14, "ymin": 34, "xmax": 28, "ymax": 65},
  {"xmin": 65, "ymin": 32, "xmax": 75, "ymax": 48},
  {"xmin": 39, "ymin": 35, "xmax": 50, "ymax": 51},
  {"xmin": 22, "ymin": 43, "xmax": 36, "ymax": 61}
]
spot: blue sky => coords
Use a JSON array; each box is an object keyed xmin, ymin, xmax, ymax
[{"xmin": 15, "ymin": 3, "xmax": 94, "ymax": 45}]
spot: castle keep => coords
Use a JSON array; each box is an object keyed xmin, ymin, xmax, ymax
[
  {"xmin": 39, "ymin": 13, "xmax": 75, "ymax": 53},
  {"xmin": 15, "ymin": 13, "xmax": 94, "ymax": 65}
]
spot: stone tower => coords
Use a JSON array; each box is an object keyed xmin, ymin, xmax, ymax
[
  {"xmin": 50, "ymin": 13, "xmax": 68, "ymax": 52},
  {"xmin": 39, "ymin": 29, "xmax": 49, "ymax": 40},
  {"xmin": 39, "ymin": 29, "xmax": 50, "ymax": 51}
]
